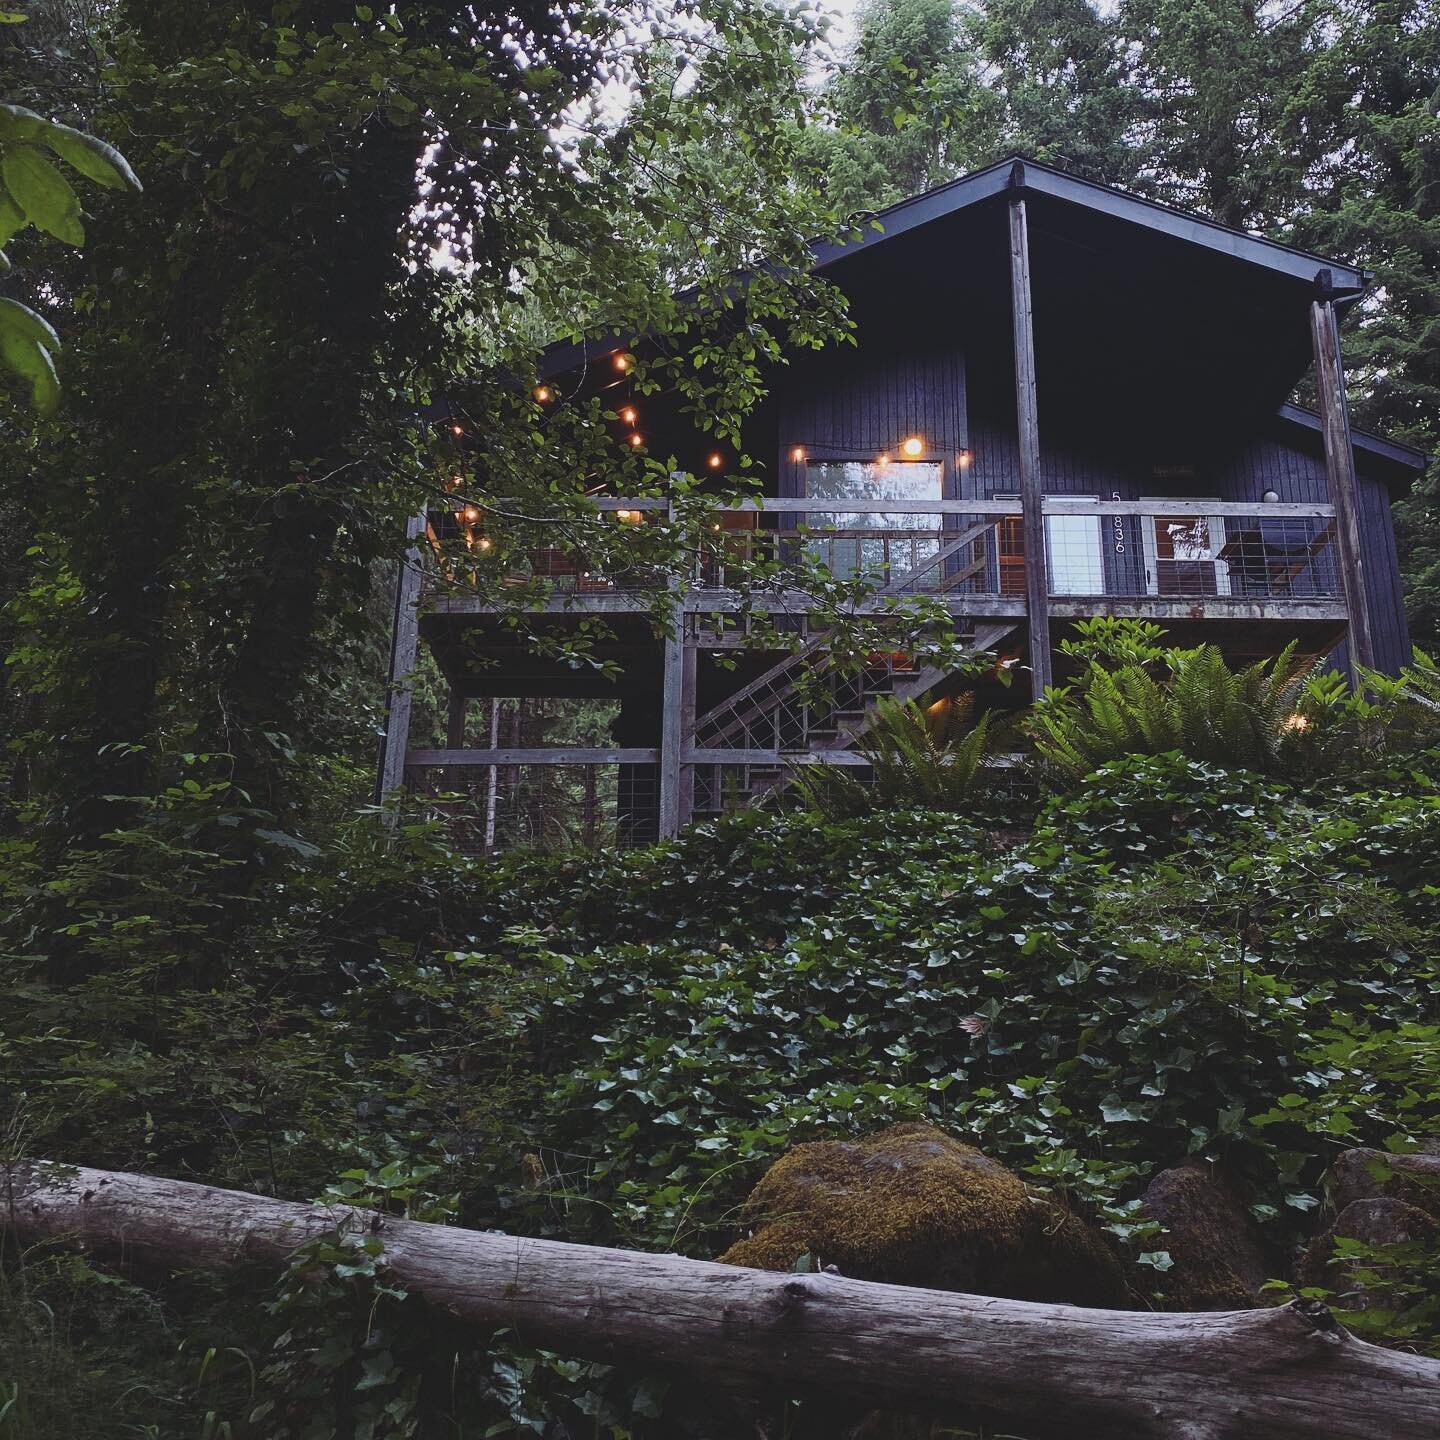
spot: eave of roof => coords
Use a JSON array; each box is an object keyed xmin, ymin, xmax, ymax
[
  {"xmin": 536, "ymin": 154, "xmax": 1374, "ymax": 379},
  {"xmin": 1276, "ymin": 402, "xmax": 1430, "ymax": 484},
  {"xmin": 811, "ymin": 156, "xmax": 1371, "ymax": 296}
]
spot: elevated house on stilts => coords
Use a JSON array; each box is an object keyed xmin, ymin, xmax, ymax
[{"xmin": 379, "ymin": 157, "xmax": 1425, "ymax": 850}]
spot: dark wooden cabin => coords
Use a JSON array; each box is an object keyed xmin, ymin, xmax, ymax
[{"xmin": 380, "ymin": 156, "xmax": 1426, "ymax": 850}]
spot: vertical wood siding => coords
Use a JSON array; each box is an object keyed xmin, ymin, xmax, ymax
[
  {"xmin": 770, "ymin": 349, "xmax": 1410, "ymax": 673},
  {"xmin": 778, "ymin": 345, "xmax": 967, "ymax": 496}
]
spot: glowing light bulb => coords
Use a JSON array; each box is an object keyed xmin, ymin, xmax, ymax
[
  {"xmin": 790, "ymin": 446, "xmax": 806, "ymax": 463},
  {"xmin": 462, "ymin": 505, "xmax": 481, "ymax": 523},
  {"xmin": 876, "ymin": 452, "xmax": 890, "ymax": 468},
  {"xmin": 477, "ymin": 536, "xmax": 493, "ymax": 552},
  {"xmin": 628, "ymin": 433, "xmax": 644, "ymax": 448},
  {"xmin": 614, "ymin": 353, "xmax": 631, "ymax": 373},
  {"xmin": 707, "ymin": 452, "xmax": 723, "ymax": 470},
  {"xmin": 615, "ymin": 509, "xmax": 633, "ymax": 521},
  {"xmin": 533, "ymin": 384, "xmax": 553, "ymax": 403},
  {"xmin": 450, "ymin": 423, "xmax": 463, "ymax": 436},
  {"xmin": 619, "ymin": 405, "xmax": 638, "ymax": 425},
  {"xmin": 901, "ymin": 436, "xmax": 924, "ymax": 458},
  {"xmin": 957, "ymin": 448, "xmax": 972, "ymax": 468}
]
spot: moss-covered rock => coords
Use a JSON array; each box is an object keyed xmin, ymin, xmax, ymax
[
  {"xmin": 1140, "ymin": 1159, "xmax": 1273, "ymax": 1309},
  {"xmin": 1328, "ymin": 1148, "xmax": 1440, "ymax": 1221},
  {"xmin": 718, "ymin": 1122, "xmax": 1128, "ymax": 1307}
]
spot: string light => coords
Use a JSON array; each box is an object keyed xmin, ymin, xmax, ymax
[
  {"xmin": 619, "ymin": 405, "xmax": 638, "ymax": 425},
  {"xmin": 901, "ymin": 436, "xmax": 924, "ymax": 458},
  {"xmin": 628, "ymin": 433, "xmax": 644, "ymax": 448},
  {"xmin": 533, "ymin": 384, "xmax": 553, "ymax": 403},
  {"xmin": 790, "ymin": 446, "xmax": 806, "ymax": 463},
  {"xmin": 449, "ymin": 423, "xmax": 463, "ymax": 437},
  {"xmin": 477, "ymin": 536, "xmax": 493, "ymax": 552},
  {"xmin": 957, "ymin": 448, "xmax": 972, "ymax": 468},
  {"xmin": 462, "ymin": 504, "xmax": 481, "ymax": 523},
  {"xmin": 876, "ymin": 452, "xmax": 890, "ymax": 467},
  {"xmin": 613, "ymin": 352, "xmax": 632, "ymax": 373},
  {"xmin": 707, "ymin": 451, "xmax": 723, "ymax": 470}
]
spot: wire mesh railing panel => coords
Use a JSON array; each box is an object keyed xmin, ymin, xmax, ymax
[
  {"xmin": 409, "ymin": 763, "xmax": 659, "ymax": 854},
  {"xmin": 420, "ymin": 500, "xmax": 1344, "ymax": 608}
]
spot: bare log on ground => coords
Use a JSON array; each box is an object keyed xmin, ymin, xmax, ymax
[{"xmin": 5, "ymin": 1161, "xmax": 1439, "ymax": 1440}]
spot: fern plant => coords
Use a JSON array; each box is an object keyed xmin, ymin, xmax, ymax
[
  {"xmin": 1029, "ymin": 640, "xmax": 1322, "ymax": 782},
  {"xmin": 792, "ymin": 696, "xmax": 995, "ymax": 819}
]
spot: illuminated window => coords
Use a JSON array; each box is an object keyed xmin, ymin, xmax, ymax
[{"xmin": 805, "ymin": 460, "xmax": 943, "ymax": 580}]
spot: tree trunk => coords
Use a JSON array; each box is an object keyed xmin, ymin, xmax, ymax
[{"xmin": 6, "ymin": 1162, "xmax": 1439, "ymax": 1440}]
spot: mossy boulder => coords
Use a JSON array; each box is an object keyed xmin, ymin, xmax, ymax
[
  {"xmin": 1328, "ymin": 1148, "xmax": 1440, "ymax": 1220},
  {"xmin": 1139, "ymin": 1159, "xmax": 1273, "ymax": 1309},
  {"xmin": 718, "ymin": 1122, "xmax": 1128, "ymax": 1307}
]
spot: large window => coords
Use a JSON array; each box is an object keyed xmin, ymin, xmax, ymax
[
  {"xmin": 995, "ymin": 495, "xmax": 1105, "ymax": 597},
  {"xmin": 805, "ymin": 460, "xmax": 943, "ymax": 581}
]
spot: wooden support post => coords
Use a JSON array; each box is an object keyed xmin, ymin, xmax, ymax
[
  {"xmin": 1008, "ymin": 175, "xmax": 1052, "ymax": 695},
  {"xmin": 678, "ymin": 626, "xmax": 698, "ymax": 829},
  {"xmin": 1309, "ymin": 294, "xmax": 1376, "ymax": 672},
  {"xmin": 658, "ymin": 626, "xmax": 685, "ymax": 838},
  {"xmin": 658, "ymin": 500, "xmax": 686, "ymax": 839},
  {"xmin": 483, "ymin": 699, "xmax": 500, "ymax": 851},
  {"xmin": 445, "ymin": 689, "xmax": 467, "ymax": 793},
  {"xmin": 377, "ymin": 510, "xmax": 426, "ymax": 802}
]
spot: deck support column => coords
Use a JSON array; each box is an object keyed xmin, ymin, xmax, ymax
[
  {"xmin": 377, "ymin": 509, "xmax": 426, "ymax": 803},
  {"xmin": 678, "ymin": 632, "xmax": 697, "ymax": 828},
  {"xmin": 1309, "ymin": 293, "xmax": 1376, "ymax": 672},
  {"xmin": 445, "ymin": 689, "xmax": 467, "ymax": 793},
  {"xmin": 1008, "ymin": 172, "xmax": 1053, "ymax": 694},
  {"xmin": 658, "ymin": 501, "xmax": 688, "ymax": 839}
]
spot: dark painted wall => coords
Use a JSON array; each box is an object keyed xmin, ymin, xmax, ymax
[
  {"xmin": 765, "ymin": 337, "xmax": 1411, "ymax": 673},
  {"xmin": 777, "ymin": 343, "xmax": 968, "ymax": 497}
]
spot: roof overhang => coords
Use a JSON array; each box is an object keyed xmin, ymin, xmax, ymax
[{"xmin": 812, "ymin": 157, "xmax": 1369, "ymax": 298}]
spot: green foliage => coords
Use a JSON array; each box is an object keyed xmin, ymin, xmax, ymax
[
  {"xmin": 0, "ymin": 101, "xmax": 140, "ymax": 412},
  {"xmin": 1029, "ymin": 635, "xmax": 1321, "ymax": 781},
  {"xmin": 5, "ymin": 742, "xmax": 1440, "ymax": 1431},
  {"xmin": 792, "ymin": 695, "xmax": 997, "ymax": 819}
]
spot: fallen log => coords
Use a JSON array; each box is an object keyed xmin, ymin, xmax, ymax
[{"xmin": 5, "ymin": 1161, "xmax": 1439, "ymax": 1439}]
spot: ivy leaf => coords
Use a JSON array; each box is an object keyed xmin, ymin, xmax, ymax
[{"xmin": 2, "ymin": 144, "xmax": 85, "ymax": 245}]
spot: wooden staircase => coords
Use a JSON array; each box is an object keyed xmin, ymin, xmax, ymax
[{"xmin": 690, "ymin": 620, "xmax": 1016, "ymax": 817}]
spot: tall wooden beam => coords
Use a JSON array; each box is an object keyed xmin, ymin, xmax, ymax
[
  {"xmin": 377, "ymin": 510, "xmax": 426, "ymax": 801},
  {"xmin": 658, "ymin": 500, "xmax": 685, "ymax": 838},
  {"xmin": 445, "ymin": 689, "xmax": 467, "ymax": 792},
  {"xmin": 1008, "ymin": 177, "xmax": 1053, "ymax": 694},
  {"xmin": 658, "ymin": 625, "xmax": 685, "ymax": 838},
  {"xmin": 1309, "ymin": 295, "xmax": 1376, "ymax": 672},
  {"xmin": 677, "ymin": 630, "xmax": 698, "ymax": 829}
]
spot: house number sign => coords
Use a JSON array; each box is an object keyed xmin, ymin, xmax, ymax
[{"xmin": 1112, "ymin": 491, "xmax": 1125, "ymax": 553}]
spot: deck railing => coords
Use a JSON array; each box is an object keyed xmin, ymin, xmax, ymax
[{"xmin": 422, "ymin": 496, "xmax": 1343, "ymax": 606}]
